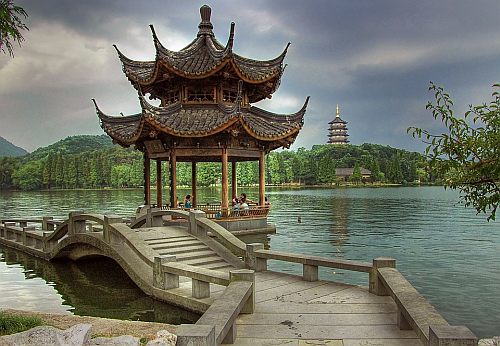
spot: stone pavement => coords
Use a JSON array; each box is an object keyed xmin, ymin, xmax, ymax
[{"xmin": 234, "ymin": 271, "xmax": 423, "ymax": 346}]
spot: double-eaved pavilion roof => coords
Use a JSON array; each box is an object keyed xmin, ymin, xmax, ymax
[
  {"xmin": 93, "ymin": 5, "xmax": 309, "ymax": 153},
  {"xmin": 93, "ymin": 95, "xmax": 309, "ymax": 148}
]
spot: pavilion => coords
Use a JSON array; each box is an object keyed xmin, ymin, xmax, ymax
[{"xmin": 93, "ymin": 5, "xmax": 309, "ymax": 214}]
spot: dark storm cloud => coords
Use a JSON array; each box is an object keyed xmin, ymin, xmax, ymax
[{"xmin": 1, "ymin": 0, "xmax": 499, "ymax": 152}]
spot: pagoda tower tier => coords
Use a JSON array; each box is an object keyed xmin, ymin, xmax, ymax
[
  {"xmin": 93, "ymin": 5, "xmax": 309, "ymax": 209},
  {"xmin": 328, "ymin": 104, "xmax": 349, "ymax": 145}
]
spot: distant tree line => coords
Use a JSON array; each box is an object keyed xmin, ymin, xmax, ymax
[{"xmin": 0, "ymin": 136, "xmax": 439, "ymax": 191}]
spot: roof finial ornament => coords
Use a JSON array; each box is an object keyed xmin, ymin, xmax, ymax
[
  {"xmin": 198, "ymin": 5, "xmax": 214, "ymax": 37},
  {"xmin": 225, "ymin": 22, "xmax": 235, "ymax": 53},
  {"xmin": 336, "ymin": 104, "xmax": 340, "ymax": 118}
]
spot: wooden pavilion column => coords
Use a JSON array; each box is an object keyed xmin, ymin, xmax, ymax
[
  {"xmin": 192, "ymin": 161, "xmax": 197, "ymax": 207},
  {"xmin": 231, "ymin": 161, "xmax": 237, "ymax": 200},
  {"xmin": 169, "ymin": 149, "xmax": 177, "ymax": 208},
  {"xmin": 221, "ymin": 149, "xmax": 229, "ymax": 211},
  {"xmin": 156, "ymin": 159, "xmax": 162, "ymax": 207},
  {"xmin": 143, "ymin": 152, "xmax": 151, "ymax": 205},
  {"xmin": 259, "ymin": 150, "xmax": 265, "ymax": 206}
]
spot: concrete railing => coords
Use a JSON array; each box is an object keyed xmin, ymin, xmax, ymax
[
  {"xmin": 196, "ymin": 217, "xmax": 246, "ymax": 256},
  {"xmin": 376, "ymin": 265, "xmax": 478, "ymax": 346},
  {"xmin": 177, "ymin": 269, "xmax": 255, "ymax": 345},
  {"xmin": 246, "ymin": 245, "xmax": 478, "ymax": 346}
]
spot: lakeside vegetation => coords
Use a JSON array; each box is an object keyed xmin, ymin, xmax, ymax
[
  {"xmin": 0, "ymin": 312, "xmax": 43, "ymax": 335},
  {"xmin": 0, "ymin": 135, "xmax": 440, "ymax": 191}
]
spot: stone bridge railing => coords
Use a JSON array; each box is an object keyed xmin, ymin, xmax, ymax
[{"xmin": 1, "ymin": 213, "xmax": 479, "ymax": 346}]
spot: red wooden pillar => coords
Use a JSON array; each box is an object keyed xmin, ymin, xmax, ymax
[
  {"xmin": 231, "ymin": 161, "xmax": 237, "ymax": 200},
  {"xmin": 192, "ymin": 161, "xmax": 197, "ymax": 207},
  {"xmin": 169, "ymin": 149, "xmax": 177, "ymax": 208},
  {"xmin": 221, "ymin": 149, "xmax": 229, "ymax": 210},
  {"xmin": 156, "ymin": 160, "xmax": 162, "ymax": 207},
  {"xmin": 259, "ymin": 151, "xmax": 265, "ymax": 206},
  {"xmin": 143, "ymin": 153, "xmax": 151, "ymax": 205}
]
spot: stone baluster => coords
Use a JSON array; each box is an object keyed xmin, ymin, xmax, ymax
[
  {"xmin": 369, "ymin": 257, "xmax": 396, "ymax": 296},
  {"xmin": 189, "ymin": 210, "xmax": 207, "ymax": 237}
]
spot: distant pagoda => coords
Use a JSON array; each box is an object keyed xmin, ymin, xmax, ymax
[
  {"xmin": 327, "ymin": 104, "xmax": 349, "ymax": 145},
  {"xmin": 93, "ymin": 5, "xmax": 309, "ymax": 209}
]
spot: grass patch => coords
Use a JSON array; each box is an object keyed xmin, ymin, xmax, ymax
[{"xmin": 0, "ymin": 312, "xmax": 44, "ymax": 336}]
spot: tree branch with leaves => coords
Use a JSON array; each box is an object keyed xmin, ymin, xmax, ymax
[
  {"xmin": 0, "ymin": 0, "xmax": 29, "ymax": 57},
  {"xmin": 408, "ymin": 82, "xmax": 500, "ymax": 220}
]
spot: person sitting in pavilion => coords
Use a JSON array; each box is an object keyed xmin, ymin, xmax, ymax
[
  {"xmin": 239, "ymin": 193, "xmax": 250, "ymax": 214},
  {"xmin": 183, "ymin": 195, "xmax": 192, "ymax": 209}
]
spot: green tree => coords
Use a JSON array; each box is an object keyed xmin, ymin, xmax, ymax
[
  {"xmin": 12, "ymin": 160, "xmax": 42, "ymax": 190},
  {"xmin": 351, "ymin": 164, "xmax": 362, "ymax": 183},
  {"xmin": 409, "ymin": 83, "xmax": 500, "ymax": 220},
  {"xmin": 0, "ymin": 0, "xmax": 29, "ymax": 57}
]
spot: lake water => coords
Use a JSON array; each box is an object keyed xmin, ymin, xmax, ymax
[{"xmin": 0, "ymin": 186, "xmax": 499, "ymax": 337}]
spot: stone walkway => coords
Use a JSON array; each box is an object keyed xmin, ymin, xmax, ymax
[{"xmin": 234, "ymin": 271, "xmax": 423, "ymax": 346}]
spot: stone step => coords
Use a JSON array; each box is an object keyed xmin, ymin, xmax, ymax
[
  {"xmin": 151, "ymin": 240, "xmax": 204, "ymax": 250},
  {"xmin": 174, "ymin": 250, "xmax": 217, "ymax": 261},
  {"xmin": 157, "ymin": 244, "xmax": 209, "ymax": 254},
  {"xmin": 146, "ymin": 236, "xmax": 197, "ymax": 245},
  {"xmin": 179, "ymin": 255, "xmax": 224, "ymax": 266},
  {"xmin": 202, "ymin": 261, "xmax": 234, "ymax": 271},
  {"xmin": 144, "ymin": 235, "xmax": 194, "ymax": 243}
]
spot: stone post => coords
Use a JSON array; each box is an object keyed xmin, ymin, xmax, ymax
[
  {"xmin": 303, "ymin": 264, "xmax": 319, "ymax": 282},
  {"xmin": 230, "ymin": 269, "xmax": 255, "ymax": 314},
  {"xmin": 146, "ymin": 206, "xmax": 152, "ymax": 227},
  {"xmin": 429, "ymin": 325, "xmax": 478, "ymax": 346},
  {"xmin": 192, "ymin": 279, "xmax": 210, "ymax": 299},
  {"xmin": 153, "ymin": 255, "xmax": 178, "ymax": 289},
  {"xmin": 68, "ymin": 211, "xmax": 86, "ymax": 235},
  {"xmin": 42, "ymin": 232, "xmax": 53, "ymax": 252},
  {"xmin": 103, "ymin": 215, "xmax": 122, "ymax": 244},
  {"xmin": 189, "ymin": 210, "xmax": 207, "ymax": 236},
  {"xmin": 150, "ymin": 207, "xmax": 164, "ymax": 227},
  {"xmin": 369, "ymin": 257, "xmax": 396, "ymax": 296},
  {"xmin": 245, "ymin": 243, "xmax": 264, "ymax": 270},
  {"xmin": 176, "ymin": 325, "xmax": 215, "ymax": 346},
  {"xmin": 42, "ymin": 217, "xmax": 54, "ymax": 231},
  {"xmin": 22, "ymin": 226, "xmax": 35, "ymax": 246}
]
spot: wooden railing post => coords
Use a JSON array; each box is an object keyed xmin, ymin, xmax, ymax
[
  {"xmin": 245, "ymin": 243, "xmax": 264, "ymax": 270},
  {"xmin": 369, "ymin": 257, "xmax": 396, "ymax": 296},
  {"xmin": 176, "ymin": 325, "xmax": 215, "ymax": 346},
  {"xmin": 429, "ymin": 325, "xmax": 478, "ymax": 346},
  {"xmin": 103, "ymin": 215, "xmax": 122, "ymax": 244}
]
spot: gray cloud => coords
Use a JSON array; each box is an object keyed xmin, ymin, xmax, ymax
[{"xmin": 1, "ymin": 0, "xmax": 499, "ymax": 152}]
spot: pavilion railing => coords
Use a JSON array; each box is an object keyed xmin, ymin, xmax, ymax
[{"xmin": 150, "ymin": 204, "xmax": 270, "ymax": 221}]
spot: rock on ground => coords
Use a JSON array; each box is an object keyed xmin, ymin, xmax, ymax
[
  {"xmin": 146, "ymin": 329, "xmax": 177, "ymax": 346},
  {"xmin": 87, "ymin": 335, "xmax": 140, "ymax": 346},
  {"xmin": 480, "ymin": 337, "xmax": 500, "ymax": 346},
  {"xmin": 0, "ymin": 323, "xmax": 91, "ymax": 346}
]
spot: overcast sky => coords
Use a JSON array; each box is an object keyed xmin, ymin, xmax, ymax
[{"xmin": 1, "ymin": 0, "xmax": 499, "ymax": 153}]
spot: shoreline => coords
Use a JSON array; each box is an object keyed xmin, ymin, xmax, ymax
[
  {"xmin": 0, "ymin": 309, "xmax": 176, "ymax": 340},
  {"xmin": 0, "ymin": 182, "xmax": 442, "ymax": 193}
]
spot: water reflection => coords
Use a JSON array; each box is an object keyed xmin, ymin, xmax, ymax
[
  {"xmin": 0, "ymin": 246, "xmax": 198, "ymax": 324},
  {"xmin": 330, "ymin": 196, "xmax": 350, "ymax": 255}
]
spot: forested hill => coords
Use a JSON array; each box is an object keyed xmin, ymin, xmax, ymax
[
  {"xmin": 0, "ymin": 135, "xmax": 437, "ymax": 190},
  {"xmin": 26, "ymin": 135, "xmax": 113, "ymax": 161},
  {"xmin": 0, "ymin": 136, "xmax": 28, "ymax": 157}
]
